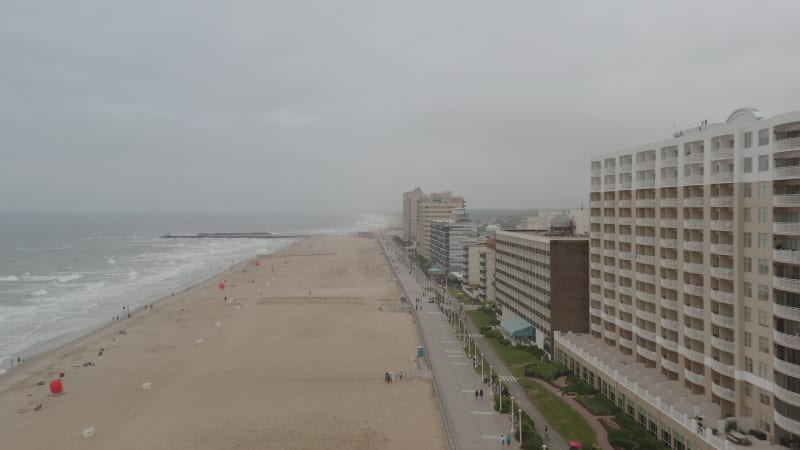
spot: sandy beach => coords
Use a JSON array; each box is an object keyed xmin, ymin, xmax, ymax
[{"xmin": 0, "ymin": 235, "xmax": 446, "ymax": 450}]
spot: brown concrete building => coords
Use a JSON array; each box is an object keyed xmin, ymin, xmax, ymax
[{"xmin": 494, "ymin": 229, "xmax": 589, "ymax": 354}]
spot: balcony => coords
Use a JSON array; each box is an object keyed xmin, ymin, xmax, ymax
[
  {"xmin": 710, "ymin": 220, "xmax": 734, "ymax": 231},
  {"xmin": 684, "ymin": 262, "xmax": 704, "ymax": 274},
  {"xmin": 604, "ymin": 183, "xmax": 616, "ymax": 191},
  {"xmin": 774, "ymin": 194, "xmax": 800, "ymax": 207},
  {"xmin": 619, "ymin": 164, "xmax": 633, "ymax": 173},
  {"xmin": 618, "ymin": 269, "xmax": 633, "ymax": 279},
  {"xmin": 636, "ymin": 346, "xmax": 657, "ymax": 361},
  {"xmin": 684, "ymin": 368, "xmax": 705, "ymax": 386},
  {"xmin": 709, "ymin": 359, "xmax": 735, "ymax": 378},
  {"xmin": 775, "ymin": 276, "xmax": 800, "ymax": 294},
  {"xmin": 660, "ymin": 278, "xmax": 679, "ymax": 290},
  {"xmin": 685, "ymin": 153, "xmax": 704, "ymax": 163},
  {"xmin": 617, "ymin": 234, "xmax": 632, "ymax": 243},
  {"xmin": 590, "ymin": 292, "xmax": 602, "ymax": 301},
  {"xmin": 710, "ymin": 267, "xmax": 735, "ymax": 279},
  {"xmin": 637, "ymin": 159, "xmax": 656, "ymax": 169},
  {"xmin": 636, "ymin": 273, "xmax": 656, "ymax": 285},
  {"xmin": 636, "ymin": 309, "xmax": 657, "ymax": 322},
  {"xmin": 604, "ymin": 329, "xmax": 619, "ymax": 341},
  {"xmin": 662, "ymin": 318, "xmax": 678, "ymax": 331},
  {"xmin": 711, "ymin": 381, "xmax": 736, "ymax": 402},
  {"xmin": 662, "ymin": 176, "xmax": 678, "ymax": 186},
  {"xmin": 603, "ymin": 217, "xmax": 617, "ymax": 225},
  {"xmin": 710, "ymin": 243, "xmax": 733, "ymax": 255},
  {"xmin": 603, "ymin": 249, "xmax": 618, "ymax": 258},
  {"xmin": 681, "ymin": 346, "xmax": 705, "ymax": 363},
  {"xmin": 603, "ymin": 281, "xmax": 616, "ymax": 290},
  {"xmin": 775, "ymin": 410, "xmax": 800, "ymax": 436},
  {"xmin": 684, "ymin": 284, "xmax": 704, "ymax": 296},
  {"xmin": 590, "ymin": 323, "xmax": 603, "ymax": 334},
  {"xmin": 635, "ymin": 199, "xmax": 656, "ymax": 207},
  {"xmin": 711, "ymin": 336, "xmax": 735, "ymax": 353},
  {"xmin": 618, "ymin": 217, "xmax": 633, "ymax": 226},
  {"xmin": 618, "ymin": 199, "xmax": 632, "ymax": 207},
  {"xmin": 683, "ymin": 304, "xmax": 704, "ymax": 319},
  {"xmin": 775, "ymin": 356, "xmax": 800, "ymax": 379},
  {"xmin": 775, "ymin": 303, "xmax": 800, "ymax": 321},
  {"xmin": 636, "ymin": 179, "xmax": 655, "ymax": 188},
  {"xmin": 660, "ymin": 297, "xmax": 678, "ymax": 310},
  {"xmin": 775, "ymin": 222, "xmax": 800, "ymax": 235},
  {"xmin": 776, "ymin": 249, "xmax": 800, "ymax": 264},
  {"xmin": 661, "ymin": 357, "xmax": 680, "ymax": 372},
  {"xmin": 660, "ymin": 239, "xmax": 677, "ymax": 249},
  {"xmin": 711, "ymin": 148, "xmax": 735, "ymax": 160},
  {"xmin": 684, "ymin": 219, "xmax": 705, "ymax": 229},
  {"xmin": 660, "ymin": 258, "xmax": 677, "ymax": 269},
  {"xmin": 710, "ymin": 289, "xmax": 735, "ymax": 304},
  {"xmin": 618, "ymin": 302, "xmax": 633, "ymax": 314},
  {"xmin": 603, "ymin": 200, "xmax": 615, "ymax": 208},
  {"xmin": 603, "ymin": 265, "xmax": 616, "ymax": 274},
  {"xmin": 635, "ymin": 236, "xmax": 656, "ymax": 246},
  {"xmin": 591, "ymin": 184, "xmax": 602, "ymax": 192},
  {"xmin": 711, "ymin": 312, "xmax": 735, "ymax": 328},
  {"xmin": 637, "ymin": 291, "xmax": 656, "ymax": 303},
  {"xmin": 684, "ymin": 325, "xmax": 705, "ymax": 341},
  {"xmin": 775, "ymin": 166, "xmax": 800, "ymax": 180},
  {"xmin": 601, "ymin": 311, "xmax": 616, "ymax": 323},
  {"xmin": 776, "ymin": 385, "xmax": 800, "ymax": 409},
  {"xmin": 685, "ymin": 174, "xmax": 704, "ymax": 185},
  {"xmin": 711, "ymin": 172, "xmax": 734, "ymax": 183},
  {"xmin": 618, "ymin": 251, "xmax": 633, "ymax": 260},
  {"xmin": 777, "ymin": 136, "xmax": 800, "ymax": 152},
  {"xmin": 710, "ymin": 196, "xmax": 734, "ymax": 207},
  {"xmin": 617, "ymin": 320, "xmax": 633, "ymax": 331},
  {"xmin": 661, "ymin": 157, "xmax": 678, "ymax": 167},
  {"xmin": 590, "ymin": 231, "xmax": 601, "ymax": 240},
  {"xmin": 604, "ymin": 297, "xmax": 618, "ymax": 308},
  {"xmin": 659, "ymin": 336, "xmax": 678, "ymax": 351},
  {"xmin": 590, "ymin": 262, "xmax": 602, "ymax": 271},
  {"xmin": 660, "ymin": 219, "xmax": 679, "ymax": 229},
  {"xmin": 589, "ymin": 307, "xmax": 602, "ymax": 318},
  {"xmin": 660, "ymin": 198, "xmax": 680, "ymax": 207},
  {"xmin": 684, "ymin": 197, "xmax": 704, "ymax": 207},
  {"xmin": 635, "ymin": 218, "xmax": 656, "ymax": 227},
  {"xmin": 683, "ymin": 240, "xmax": 704, "ymax": 251},
  {"xmin": 620, "ymin": 180, "xmax": 634, "ymax": 190},
  {"xmin": 619, "ymin": 337, "xmax": 633, "ymax": 348},
  {"xmin": 590, "ymin": 200, "xmax": 602, "ymax": 208},
  {"xmin": 637, "ymin": 327, "xmax": 657, "ymax": 342}
]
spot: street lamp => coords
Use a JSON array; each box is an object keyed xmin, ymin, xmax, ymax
[
  {"xmin": 499, "ymin": 381, "xmax": 503, "ymax": 411},
  {"xmin": 481, "ymin": 352, "xmax": 484, "ymax": 380},
  {"xmin": 519, "ymin": 409, "xmax": 523, "ymax": 443},
  {"xmin": 489, "ymin": 365, "xmax": 493, "ymax": 384},
  {"xmin": 510, "ymin": 396, "xmax": 514, "ymax": 430}
]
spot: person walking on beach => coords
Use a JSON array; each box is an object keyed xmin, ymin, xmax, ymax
[{"xmin": 480, "ymin": 388, "xmax": 483, "ymax": 399}]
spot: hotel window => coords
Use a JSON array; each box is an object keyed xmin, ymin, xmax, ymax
[
  {"xmin": 744, "ymin": 281, "xmax": 752, "ymax": 297},
  {"xmin": 745, "ymin": 306, "xmax": 752, "ymax": 322},
  {"xmin": 759, "ymin": 310, "xmax": 769, "ymax": 327},
  {"xmin": 744, "ymin": 182, "xmax": 752, "ymax": 197},
  {"xmin": 759, "ymin": 181, "xmax": 770, "ymax": 197},
  {"xmin": 744, "ymin": 157, "xmax": 752, "ymax": 173},
  {"xmin": 759, "ymin": 207, "xmax": 768, "ymax": 223},
  {"xmin": 760, "ymin": 390, "xmax": 770, "ymax": 405},
  {"xmin": 744, "ymin": 331, "xmax": 752, "ymax": 347},
  {"xmin": 758, "ymin": 258, "xmax": 769, "ymax": 275},
  {"xmin": 758, "ymin": 128, "xmax": 769, "ymax": 146},
  {"xmin": 744, "ymin": 232, "xmax": 752, "ymax": 247},
  {"xmin": 745, "ymin": 382, "xmax": 753, "ymax": 397},
  {"xmin": 744, "ymin": 208, "xmax": 752, "ymax": 223},
  {"xmin": 745, "ymin": 356, "xmax": 753, "ymax": 372},
  {"xmin": 758, "ymin": 155, "xmax": 769, "ymax": 172},
  {"xmin": 758, "ymin": 363, "xmax": 769, "ymax": 380},
  {"xmin": 759, "ymin": 336, "xmax": 770, "ymax": 353},
  {"xmin": 758, "ymin": 284, "xmax": 769, "ymax": 301},
  {"xmin": 743, "ymin": 257, "xmax": 752, "ymax": 272},
  {"xmin": 745, "ymin": 406, "xmax": 752, "ymax": 416},
  {"xmin": 758, "ymin": 233, "xmax": 769, "ymax": 249},
  {"xmin": 745, "ymin": 131, "xmax": 753, "ymax": 148}
]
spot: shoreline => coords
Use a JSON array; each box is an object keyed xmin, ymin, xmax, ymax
[
  {"xmin": 0, "ymin": 233, "xmax": 445, "ymax": 449},
  {"xmin": 0, "ymin": 237, "xmax": 298, "ymax": 375}
]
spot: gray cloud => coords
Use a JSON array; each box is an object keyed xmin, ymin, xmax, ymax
[{"xmin": 2, "ymin": 1, "xmax": 800, "ymax": 213}]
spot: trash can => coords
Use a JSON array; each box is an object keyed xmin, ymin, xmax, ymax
[{"xmin": 417, "ymin": 346, "xmax": 424, "ymax": 358}]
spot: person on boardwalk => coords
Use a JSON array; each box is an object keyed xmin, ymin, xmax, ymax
[
  {"xmin": 479, "ymin": 388, "xmax": 483, "ymax": 399},
  {"xmin": 505, "ymin": 433, "xmax": 511, "ymax": 446},
  {"xmin": 475, "ymin": 389, "xmax": 479, "ymax": 399}
]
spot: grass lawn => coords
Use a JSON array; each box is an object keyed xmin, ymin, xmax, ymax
[
  {"xmin": 467, "ymin": 309, "xmax": 495, "ymax": 330},
  {"xmin": 485, "ymin": 337, "xmax": 537, "ymax": 372},
  {"xmin": 519, "ymin": 379, "xmax": 597, "ymax": 446},
  {"xmin": 575, "ymin": 394, "xmax": 617, "ymax": 416}
]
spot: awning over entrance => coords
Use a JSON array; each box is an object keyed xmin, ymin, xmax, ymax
[{"xmin": 500, "ymin": 317, "xmax": 534, "ymax": 337}]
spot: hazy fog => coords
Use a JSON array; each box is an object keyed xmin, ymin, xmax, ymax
[{"xmin": 2, "ymin": 1, "xmax": 800, "ymax": 213}]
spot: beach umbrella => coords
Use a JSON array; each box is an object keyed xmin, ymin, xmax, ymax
[
  {"xmin": 218, "ymin": 282, "xmax": 225, "ymax": 290},
  {"xmin": 255, "ymin": 261, "xmax": 260, "ymax": 267},
  {"xmin": 50, "ymin": 379, "xmax": 63, "ymax": 394}
]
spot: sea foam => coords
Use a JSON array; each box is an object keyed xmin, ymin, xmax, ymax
[{"xmin": 0, "ymin": 275, "xmax": 18, "ymax": 282}]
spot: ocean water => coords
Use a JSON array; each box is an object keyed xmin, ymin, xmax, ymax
[{"xmin": 0, "ymin": 211, "xmax": 392, "ymax": 372}]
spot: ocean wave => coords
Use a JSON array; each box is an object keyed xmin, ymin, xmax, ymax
[
  {"xmin": 57, "ymin": 274, "xmax": 83, "ymax": 283},
  {"xmin": 20, "ymin": 273, "xmax": 84, "ymax": 283},
  {"xmin": 30, "ymin": 289, "xmax": 49, "ymax": 297},
  {"xmin": 0, "ymin": 275, "xmax": 18, "ymax": 282},
  {"xmin": 127, "ymin": 270, "xmax": 139, "ymax": 281},
  {"xmin": 107, "ymin": 258, "xmax": 116, "ymax": 265}
]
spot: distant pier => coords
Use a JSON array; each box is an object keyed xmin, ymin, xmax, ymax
[{"xmin": 161, "ymin": 232, "xmax": 306, "ymax": 239}]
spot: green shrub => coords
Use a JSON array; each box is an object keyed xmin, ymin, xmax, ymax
[{"xmin": 563, "ymin": 374, "xmax": 597, "ymax": 395}]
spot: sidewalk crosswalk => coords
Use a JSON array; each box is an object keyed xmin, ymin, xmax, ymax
[{"xmin": 497, "ymin": 375, "xmax": 517, "ymax": 383}]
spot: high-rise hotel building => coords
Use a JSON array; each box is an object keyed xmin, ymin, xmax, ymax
[{"xmin": 555, "ymin": 108, "xmax": 800, "ymax": 448}]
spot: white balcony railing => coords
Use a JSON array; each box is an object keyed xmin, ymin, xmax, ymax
[
  {"xmin": 636, "ymin": 309, "xmax": 657, "ymax": 322},
  {"xmin": 774, "ymin": 303, "xmax": 800, "ymax": 321},
  {"xmin": 710, "ymin": 289, "xmax": 735, "ymax": 304},
  {"xmin": 683, "ymin": 240, "xmax": 703, "ymax": 251},
  {"xmin": 636, "ymin": 273, "xmax": 656, "ymax": 284},
  {"xmin": 618, "ymin": 199, "xmax": 632, "ymax": 207},
  {"xmin": 711, "ymin": 335, "xmax": 735, "ymax": 353},
  {"xmin": 635, "ymin": 236, "xmax": 656, "ymax": 246},
  {"xmin": 680, "ymin": 346, "xmax": 705, "ymax": 363},
  {"xmin": 775, "ymin": 248, "xmax": 800, "ymax": 264},
  {"xmin": 710, "ymin": 267, "xmax": 735, "ymax": 279},
  {"xmin": 636, "ymin": 346, "xmax": 657, "ymax": 361},
  {"xmin": 618, "ymin": 302, "xmax": 633, "ymax": 314},
  {"xmin": 711, "ymin": 312, "xmax": 735, "ymax": 328},
  {"xmin": 661, "ymin": 357, "xmax": 679, "ymax": 372},
  {"xmin": 618, "ymin": 217, "xmax": 633, "ymax": 226},
  {"xmin": 661, "ymin": 157, "xmax": 678, "ymax": 167},
  {"xmin": 619, "ymin": 164, "xmax": 633, "ymax": 173},
  {"xmin": 635, "ymin": 199, "xmax": 656, "ymax": 207},
  {"xmin": 775, "ymin": 356, "xmax": 800, "ymax": 379},
  {"xmin": 684, "ymin": 219, "xmax": 705, "ymax": 229},
  {"xmin": 635, "ymin": 218, "xmax": 657, "ymax": 227},
  {"xmin": 661, "ymin": 318, "xmax": 678, "ymax": 331},
  {"xmin": 775, "ymin": 165, "xmax": 800, "ymax": 179},
  {"xmin": 618, "ymin": 251, "xmax": 633, "ymax": 260},
  {"xmin": 637, "ymin": 291, "xmax": 656, "ymax": 302},
  {"xmin": 684, "ymin": 174, "xmax": 704, "ymax": 185},
  {"xmin": 775, "ymin": 329, "xmax": 800, "ymax": 350},
  {"xmin": 619, "ymin": 337, "xmax": 633, "ymax": 348},
  {"xmin": 711, "ymin": 172, "xmax": 734, "ymax": 183},
  {"xmin": 660, "ymin": 239, "xmax": 677, "ymax": 248},
  {"xmin": 683, "ymin": 304, "xmax": 704, "ymax": 319},
  {"xmin": 774, "ymin": 222, "xmax": 800, "ymax": 234},
  {"xmin": 685, "ymin": 153, "xmax": 704, "ymax": 163},
  {"xmin": 774, "ymin": 194, "xmax": 800, "ymax": 206},
  {"xmin": 660, "ymin": 278, "xmax": 679, "ymax": 290},
  {"xmin": 711, "ymin": 147, "xmax": 735, "ymax": 159},
  {"xmin": 709, "ymin": 359, "xmax": 735, "ymax": 378},
  {"xmin": 684, "ymin": 368, "xmax": 705, "ymax": 386},
  {"xmin": 710, "ymin": 220, "xmax": 734, "ymax": 231},
  {"xmin": 683, "ymin": 197, "xmax": 704, "ymax": 207},
  {"xmin": 710, "ymin": 196, "xmax": 734, "ymax": 207},
  {"xmin": 711, "ymin": 381, "xmax": 736, "ymax": 401},
  {"xmin": 660, "ymin": 198, "xmax": 680, "ymax": 207},
  {"xmin": 635, "ymin": 254, "xmax": 656, "ymax": 265},
  {"xmin": 684, "ymin": 262, "xmax": 705, "ymax": 274},
  {"xmin": 777, "ymin": 136, "xmax": 800, "ymax": 152},
  {"xmin": 774, "ymin": 276, "xmax": 800, "ymax": 294},
  {"xmin": 660, "ymin": 298, "xmax": 678, "ymax": 310},
  {"xmin": 710, "ymin": 243, "xmax": 734, "ymax": 255},
  {"xmin": 684, "ymin": 284, "xmax": 704, "ymax": 296},
  {"xmin": 660, "ymin": 219, "xmax": 678, "ymax": 228},
  {"xmin": 660, "ymin": 258, "xmax": 677, "ymax": 269}
]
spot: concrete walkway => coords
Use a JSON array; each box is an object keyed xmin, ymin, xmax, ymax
[{"xmin": 380, "ymin": 238, "xmax": 516, "ymax": 450}]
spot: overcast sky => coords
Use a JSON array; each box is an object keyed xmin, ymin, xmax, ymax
[{"xmin": 2, "ymin": 1, "xmax": 800, "ymax": 214}]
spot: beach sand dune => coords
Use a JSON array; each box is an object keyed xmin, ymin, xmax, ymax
[{"xmin": 0, "ymin": 235, "xmax": 446, "ymax": 450}]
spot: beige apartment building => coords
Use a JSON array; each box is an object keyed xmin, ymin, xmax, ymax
[
  {"xmin": 415, "ymin": 192, "xmax": 465, "ymax": 260},
  {"xmin": 555, "ymin": 108, "xmax": 800, "ymax": 449},
  {"xmin": 495, "ymin": 230, "xmax": 589, "ymax": 353},
  {"xmin": 402, "ymin": 187, "xmax": 425, "ymax": 241}
]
